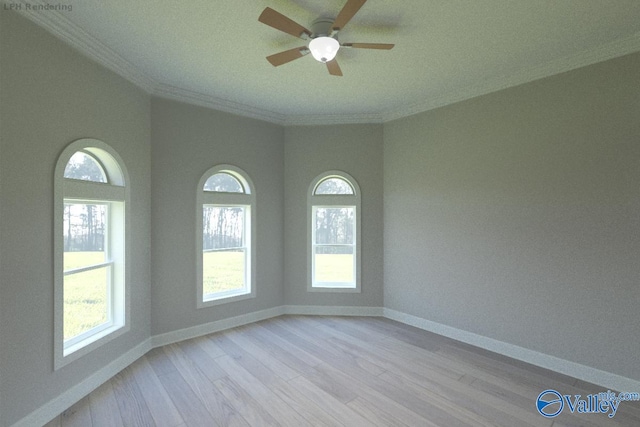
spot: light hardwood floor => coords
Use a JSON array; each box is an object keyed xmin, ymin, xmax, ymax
[{"xmin": 44, "ymin": 316, "xmax": 640, "ymax": 427}]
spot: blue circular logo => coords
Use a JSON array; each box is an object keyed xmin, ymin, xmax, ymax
[{"xmin": 537, "ymin": 389, "xmax": 564, "ymax": 418}]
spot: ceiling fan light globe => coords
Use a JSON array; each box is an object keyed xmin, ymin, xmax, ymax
[{"xmin": 309, "ymin": 36, "xmax": 340, "ymax": 63}]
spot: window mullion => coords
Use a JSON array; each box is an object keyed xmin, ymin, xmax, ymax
[
  {"xmin": 64, "ymin": 181, "xmax": 125, "ymax": 201},
  {"xmin": 64, "ymin": 261, "xmax": 114, "ymax": 276},
  {"xmin": 64, "ymin": 319, "xmax": 113, "ymax": 348}
]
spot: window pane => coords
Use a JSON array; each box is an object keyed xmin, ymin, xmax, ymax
[
  {"xmin": 203, "ymin": 249, "xmax": 246, "ymax": 295},
  {"xmin": 203, "ymin": 206, "xmax": 245, "ymax": 250},
  {"xmin": 315, "ymin": 177, "xmax": 354, "ymax": 195},
  {"xmin": 63, "ymin": 203, "xmax": 107, "ymax": 268},
  {"xmin": 202, "ymin": 205, "xmax": 248, "ymax": 297},
  {"xmin": 64, "ymin": 266, "xmax": 110, "ymax": 341},
  {"xmin": 64, "ymin": 152, "xmax": 107, "ymax": 183},
  {"xmin": 315, "ymin": 207, "xmax": 354, "ymax": 245},
  {"xmin": 204, "ymin": 173, "xmax": 244, "ymax": 193},
  {"xmin": 314, "ymin": 245, "xmax": 354, "ymax": 283}
]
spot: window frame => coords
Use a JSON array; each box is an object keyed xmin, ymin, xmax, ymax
[
  {"xmin": 54, "ymin": 139, "xmax": 130, "ymax": 370},
  {"xmin": 196, "ymin": 165, "xmax": 256, "ymax": 308},
  {"xmin": 307, "ymin": 171, "xmax": 361, "ymax": 293},
  {"xmin": 62, "ymin": 201, "xmax": 113, "ymax": 349}
]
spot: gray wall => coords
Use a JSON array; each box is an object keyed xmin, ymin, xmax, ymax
[
  {"xmin": 284, "ymin": 125, "xmax": 384, "ymax": 307},
  {"xmin": 0, "ymin": 12, "xmax": 152, "ymax": 427},
  {"xmin": 150, "ymin": 99, "xmax": 284, "ymax": 336},
  {"xmin": 3, "ymin": 6, "xmax": 640, "ymax": 426},
  {"xmin": 384, "ymin": 52, "xmax": 640, "ymax": 381}
]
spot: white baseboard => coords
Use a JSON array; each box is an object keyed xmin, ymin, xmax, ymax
[
  {"xmin": 13, "ymin": 339, "xmax": 151, "ymax": 427},
  {"xmin": 283, "ymin": 305, "xmax": 384, "ymax": 316},
  {"xmin": 150, "ymin": 305, "xmax": 382, "ymax": 348},
  {"xmin": 383, "ymin": 308, "xmax": 640, "ymax": 392},
  {"xmin": 151, "ymin": 305, "xmax": 286, "ymax": 348},
  {"xmin": 13, "ymin": 305, "xmax": 639, "ymax": 427}
]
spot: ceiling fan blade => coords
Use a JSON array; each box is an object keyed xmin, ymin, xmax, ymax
[
  {"xmin": 259, "ymin": 7, "xmax": 312, "ymax": 39},
  {"xmin": 266, "ymin": 47, "xmax": 309, "ymax": 67},
  {"xmin": 332, "ymin": 0, "xmax": 367, "ymax": 31},
  {"xmin": 326, "ymin": 59, "xmax": 343, "ymax": 76},
  {"xmin": 342, "ymin": 42, "xmax": 394, "ymax": 50}
]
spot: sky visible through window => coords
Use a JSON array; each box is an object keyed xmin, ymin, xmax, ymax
[
  {"xmin": 64, "ymin": 152, "xmax": 107, "ymax": 183},
  {"xmin": 315, "ymin": 177, "xmax": 353, "ymax": 195}
]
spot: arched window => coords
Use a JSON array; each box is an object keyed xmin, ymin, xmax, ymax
[
  {"xmin": 308, "ymin": 171, "xmax": 361, "ymax": 292},
  {"xmin": 54, "ymin": 139, "xmax": 129, "ymax": 368},
  {"xmin": 196, "ymin": 165, "xmax": 256, "ymax": 307}
]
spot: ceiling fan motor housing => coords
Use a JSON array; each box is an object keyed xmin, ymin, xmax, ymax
[{"xmin": 311, "ymin": 18, "xmax": 337, "ymax": 38}]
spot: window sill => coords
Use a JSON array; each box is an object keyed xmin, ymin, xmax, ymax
[
  {"xmin": 308, "ymin": 285, "xmax": 361, "ymax": 293},
  {"xmin": 198, "ymin": 290, "xmax": 255, "ymax": 308},
  {"xmin": 55, "ymin": 323, "xmax": 128, "ymax": 370}
]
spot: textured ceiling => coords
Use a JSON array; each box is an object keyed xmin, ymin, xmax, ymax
[{"xmin": 11, "ymin": 0, "xmax": 640, "ymax": 124}]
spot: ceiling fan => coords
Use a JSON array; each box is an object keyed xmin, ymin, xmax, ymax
[{"xmin": 258, "ymin": 0, "xmax": 394, "ymax": 76}]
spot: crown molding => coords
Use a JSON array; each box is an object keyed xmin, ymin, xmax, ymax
[
  {"xmin": 154, "ymin": 84, "xmax": 287, "ymax": 125},
  {"xmin": 11, "ymin": 2, "xmax": 640, "ymax": 126},
  {"xmin": 283, "ymin": 111, "xmax": 385, "ymax": 126},
  {"xmin": 383, "ymin": 32, "xmax": 640, "ymax": 122}
]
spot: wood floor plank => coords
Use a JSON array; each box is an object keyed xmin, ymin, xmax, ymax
[
  {"xmin": 370, "ymin": 313, "xmax": 572, "ymax": 390},
  {"xmin": 329, "ymin": 328, "xmax": 551, "ymax": 425},
  {"xmin": 88, "ymin": 380, "xmax": 122, "ymax": 427},
  {"xmin": 268, "ymin": 380, "xmax": 342, "ymax": 427},
  {"xmin": 129, "ymin": 356, "xmax": 184, "ymax": 427},
  {"xmin": 268, "ymin": 316, "xmax": 388, "ymax": 377},
  {"xmin": 222, "ymin": 327, "xmax": 303, "ymax": 380},
  {"xmin": 176, "ymin": 339, "xmax": 227, "ymax": 383},
  {"xmin": 376, "ymin": 333, "xmax": 470, "ymax": 375},
  {"xmin": 300, "ymin": 365, "xmax": 360, "ymax": 404},
  {"xmin": 437, "ymin": 342, "xmax": 576, "ymax": 393},
  {"xmin": 325, "ymin": 332, "xmax": 546, "ymax": 426},
  {"xmin": 215, "ymin": 354, "xmax": 315, "ymax": 427},
  {"xmin": 60, "ymin": 397, "xmax": 92, "ymax": 427},
  {"xmin": 356, "ymin": 316, "xmax": 445, "ymax": 351},
  {"xmin": 51, "ymin": 316, "xmax": 636, "ymax": 427},
  {"xmin": 287, "ymin": 374, "xmax": 385, "ymax": 427},
  {"xmin": 111, "ymin": 366, "xmax": 155, "ymax": 426},
  {"xmin": 196, "ymin": 334, "xmax": 226, "ymax": 358},
  {"xmin": 162, "ymin": 343, "xmax": 249, "ymax": 427},
  {"xmin": 309, "ymin": 316, "xmax": 387, "ymax": 344},
  {"xmin": 43, "ymin": 416, "xmax": 62, "ymax": 427},
  {"xmin": 213, "ymin": 376, "xmax": 282, "ymax": 427},
  {"xmin": 314, "ymin": 361, "xmax": 478, "ymax": 427},
  {"xmin": 234, "ymin": 326, "xmax": 319, "ymax": 377},
  {"xmin": 145, "ymin": 347, "xmax": 177, "ymax": 377},
  {"xmin": 156, "ymin": 370, "xmax": 220, "ymax": 427},
  {"xmin": 378, "ymin": 333, "xmax": 550, "ymax": 399},
  {"xmin": 305, "ymin": 319, "xmax": 424, "ymax": 376},
  {"xmin": 212, "ymin": 332, "xmax": 343, "ymax": 426},
  {"xmin": 308, "ymin": 361, "xmax": 441, "ymax": 427},
  {"xmin": 379, "ymin": 369, "xmax": 545, "ymax": 427},
  {"xmin": 283, "ymin": 318, "xmax": 538, "ymax": 427},
  {"xmin": 251, "ymin": 319, "xmax": 325, "ymax": 367},
  {"xmin": 346, "ymin": 396, "xmax": 414, "ymax": 427},
  {"xmin": 317, "ymin": 322, "xmax": 465, "ymax": 381}
]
